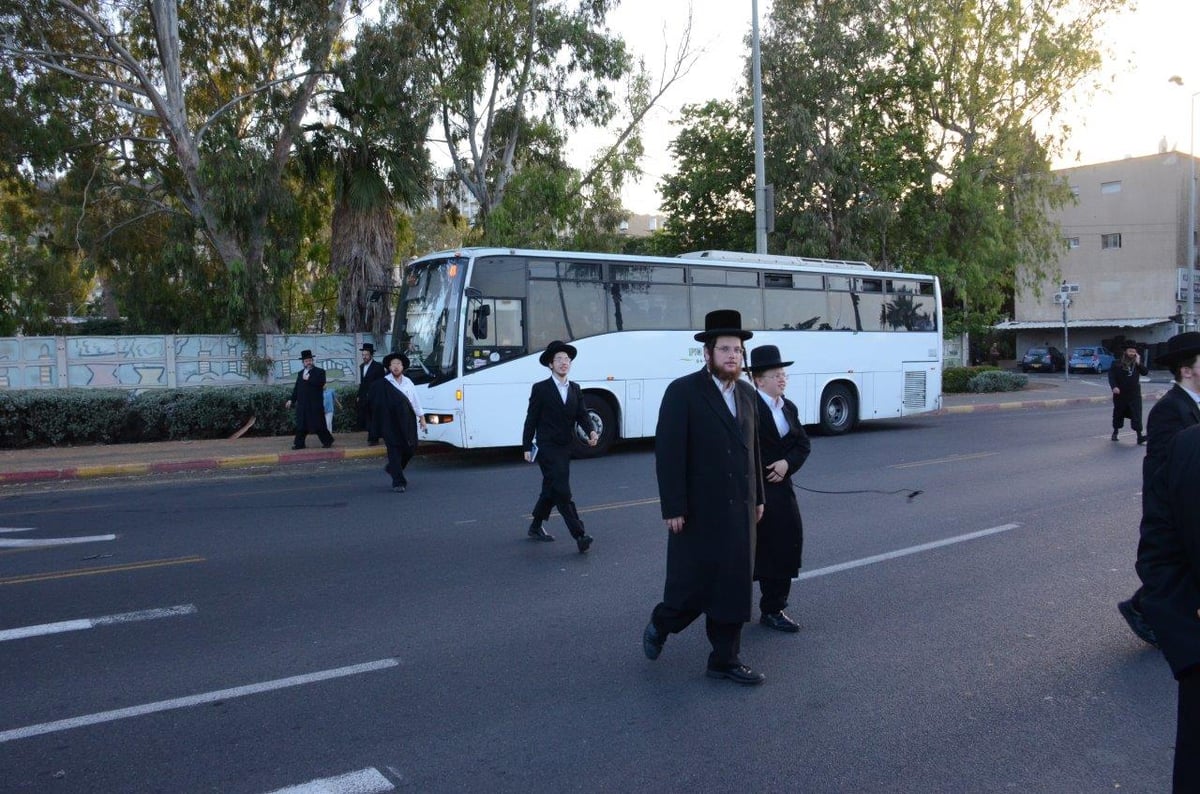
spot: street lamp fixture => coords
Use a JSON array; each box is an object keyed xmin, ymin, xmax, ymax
[{"xmin": 1169, "ymin": 76, "xmax": 1198, "ymax": 331}]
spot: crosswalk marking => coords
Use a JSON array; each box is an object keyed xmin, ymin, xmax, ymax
[
  {"xmin": 795, "ymin": 524, "xmax": 1023, "ymax": 581},
  {"xmin": 266, "ymin": 767, "xmax": 394, "ymax": 793}
]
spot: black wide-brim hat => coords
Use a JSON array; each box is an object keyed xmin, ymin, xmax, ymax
[
  {"xmin": 745, "ymin": 344, "xmax": 794, "ymax": 373},
  {"xmin": 299, "ymin": 349, "xmax": 315, "ymax": 360},
  {"xmin": 539, "ymin": 340, "xmax": 578, "ymax": 366},
  {"xmin": 694, "ymin": 309, "xmax": 753, "ymax": 342},
  {"xmin": 1158, "ymin": 331, "xmax": 1200, "ymax": 368},
  {"xmin": 360, "ymin": 342, "xmax": 375, "ymax": 352},
  {"xmin": 382, "ymin": 352, "xmax": 410, "ymax": 369}
]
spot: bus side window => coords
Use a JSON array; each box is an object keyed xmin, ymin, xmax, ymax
[{"xmin": 466, "ymin": 298, "xmax": 527, "ymax": 369}]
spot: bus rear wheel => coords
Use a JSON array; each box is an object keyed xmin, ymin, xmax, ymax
[
  {"xmin": 572, "ymin": 394, "xmax": 617, "ymax": 458},
  {"xmin": 819, "ymin": 383, "xmax": 857, "ymax": 435}
]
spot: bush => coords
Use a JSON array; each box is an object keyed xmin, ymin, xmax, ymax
[
  {"xmin": 966, "ymin": 370, "xmax": 1028, "ymax": 393},
  {"xmin": 0, "ymin": 383, "xmax": 364, "ymax": 448},
  {"xmin": 943, "ymin": 365, "xmax": 1000, "ymax": 393}
]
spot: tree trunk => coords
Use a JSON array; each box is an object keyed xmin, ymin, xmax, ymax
[{"xmin": 331, "ymin": 199, "xmax": 395, "ymax": 335}]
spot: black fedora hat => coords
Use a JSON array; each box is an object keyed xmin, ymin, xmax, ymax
[
  {"xmin": 539, "ymin": 340, "xmax": 578, "ymax": 366},
  {"xmin": 1158, "ymin": 331, "xmax": 1200, "ymax": 368},
  {"xmin": 361, "ymin": 342, "xmax": 375, "ymax": 353},
  {"xmin": 694, "ymin": 309, "xmax": 753, "ymax": 342},
  {"xmin": 299, "ymin": 349, "xmax": 315, "ymax": 360},
  {"xmin": 745, "ymin": 344, "xmax": 794, "ymax": 373},
  {"xmin": 382, "ymin": 352, "xmax": 410, "ymax": 369}
]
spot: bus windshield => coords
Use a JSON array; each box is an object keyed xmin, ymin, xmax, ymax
[{"xmin": 394, "ymin": 256, "xmax": 466, "ymax": 384}]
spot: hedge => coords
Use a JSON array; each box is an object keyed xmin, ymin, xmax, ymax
[
  {"xmin": 0, "ymin": 384, "xmax": 361, "ymax": 448},
  {"xmin": 965, "ymin": 370, "xmax": 1028, "ymax": 393}
]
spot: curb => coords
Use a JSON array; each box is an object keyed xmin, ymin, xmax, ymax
[{"xmin": 937, "ymin": 391, "xmax": 1164, "ymax": 416}]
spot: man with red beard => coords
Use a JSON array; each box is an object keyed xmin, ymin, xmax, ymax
[{"xmin": 642, "ymin": 310, "xmax": 766, "ymax": 685}]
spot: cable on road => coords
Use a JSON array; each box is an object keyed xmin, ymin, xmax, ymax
[{"xmin": 793, "ymin": 484, "xmax": 924, "ymax": 501}]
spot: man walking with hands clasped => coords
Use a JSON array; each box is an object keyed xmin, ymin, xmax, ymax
[{"xmin": 642, "ymin": 310, "xmax": 765, "ymax": 685}]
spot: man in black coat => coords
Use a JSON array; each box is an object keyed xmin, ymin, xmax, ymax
[
  {"xmin": 1119, "ymin": 332, "xmax": 1200, "ymax": 646},
  {"xmin": 522, "ymin": 340, "xmax": 598, "ymax": 553},
  {"xmin": 1109, "ymin": 344, "xmax": 1149, "ymax": 443},
  {"xmin": 746, "ymin": 344, "xmax": 812, "ymax": 633},
  {"xmin": 356, "ymin": 342, "xmax": 386, "ymax": 443},
  {"xmin": 1136, "ymin": 423, "xmax": 1200, "ymax": 791},
  {"xmin": 285, "ymin": 349, "xmax": 334, "ymax": 450},
  {"xmin": 642, "ymin": 310, "xmax": 765, "ymax": 686},
  {"xmin": 370, "ymin": 353, "xmax": 422, "ymax": 492}
]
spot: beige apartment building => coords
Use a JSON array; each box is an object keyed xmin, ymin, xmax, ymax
[{"xmin": 997, "ymin": 151, "xmax": 1199, "ymax": 365}]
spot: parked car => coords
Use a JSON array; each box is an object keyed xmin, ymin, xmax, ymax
[
  {"xmin": 1068, "ymin": 345, "xmax": 1115, "ymax": 373},
  {"xmin": 1020, "ymin": 345, "xmax": 1065, "ymax": 372}
]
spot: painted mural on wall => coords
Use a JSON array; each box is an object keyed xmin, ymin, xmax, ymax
[{"xmin": 0, "ymin": 334, "xmax": 391, "ymax": 391}]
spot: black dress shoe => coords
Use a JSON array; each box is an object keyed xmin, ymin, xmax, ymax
[
  {"xmin": 392, "ymin": 485, "xmax": 406, "ymax": 493},
  {"xmin": 1118, "ymin": 599, "xmax": 1158, "ymax": 647},
  {"xmin": 322, "ymin": 440, "xmax": 334, "ymax": 448},
  {"xmin": 705, "ymin": 663, "xmax": 765, "ymax": 685},
  {"xmin": 291, "ymin": 445, "xmax": 305, "ymax": 450},
  {"xmin": 760, "ymin": 611, "xmax": 801, "ymax": 633},
  {"xmin": 528, "ymin": 523, "xmax": 555, "ymax": 542},
  {"xmin": 576, "ymin": 534, "xmax": 594, "ymax": 553},
  {"xmin": 642, "ymin": 621, "xmax": 664, "ymax": 660},
  {"xmin": 1111, "ymin": 430, "xmax": 1119, "ymax": 441},
  {"xmin": 1136, "ymin": 434, "xmax": 1147, "ymax": 445}
]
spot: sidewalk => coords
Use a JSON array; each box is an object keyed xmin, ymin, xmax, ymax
[{"xmin": 0, "ymin": 373, "xmax": 1171, "ymax": 485}]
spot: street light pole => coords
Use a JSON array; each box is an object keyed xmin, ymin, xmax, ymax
[
  {"xmin": 752, "ymin": 0, "xmax": 767, "ymax": 254},
  {"xmin": 1170, "ymin": 76, "xmax": 1198, "ymax": 331}
]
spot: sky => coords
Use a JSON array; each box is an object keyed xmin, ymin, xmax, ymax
[{"xmin": 588, "ymin": 0, "xmax": 1200, "ymax": 215}]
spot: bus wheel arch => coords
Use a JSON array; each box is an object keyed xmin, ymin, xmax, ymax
[
  {"xmin": 573, "ymin": 391, "xmax": 619, "ymax": 458},
  {"xmin": 819, "ymin": 381, "xmax": 858, "ymax": 435}
]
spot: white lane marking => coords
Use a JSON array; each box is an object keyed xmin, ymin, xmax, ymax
[
  {"xmin": 0, "ymin": 528, "xmax": 36, "ymax": 533},
  {"xmin": 454, "ymin": 519, "xmax": 478, "ymax": 525},
  {"xmin": 0, "ymin": 534, "xmax": 116, "ymax": 548},
  {"xmin": 795, "ymin": 524, "xmax": 1023, "ymax": 582},
  {"xmin": 889, "ymin": 452, "xmax": 997, "ymax": 469},
  {"xmin": 0, "ymin": 604, "xmax": 197, "ymax": 642},
  {"xmin": 266, "ymin": 767, "xmax": 395, "ymax": 793},
  {"xmin": 0, "ymin": 658, "xmax": 399, "ymax": 744}
]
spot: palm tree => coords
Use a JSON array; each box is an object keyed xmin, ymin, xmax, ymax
[{"xmin": 302, "ymin": 13, "xmax": 434, "ymax": 334}]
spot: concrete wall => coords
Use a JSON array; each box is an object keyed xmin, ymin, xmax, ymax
[{"xmin": 0, "ymin": 334, "xmax": 387, "ymax": 391}]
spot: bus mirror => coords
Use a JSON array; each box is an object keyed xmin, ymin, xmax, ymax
[{"xmin": 472, "ymin": 304, "xmax": 491, "ymax": 340}]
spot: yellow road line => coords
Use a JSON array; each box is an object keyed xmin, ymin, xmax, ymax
[{"xmin": 0, "ymin": 555, "xmax": 205, "ymax": 586}]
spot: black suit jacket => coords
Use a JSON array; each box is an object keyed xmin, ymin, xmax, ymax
[
  {"xmin": 1137, "ymin": 424, "xmax": 1200, "ymax": 679},
  {"xmin": 1143, "ymin": 383, "xmax": 1200, "ymax": 489},
  {"xmin": 289, "ymin": 365, "xmax": 326, "ymax": 432},
  {"xmin": 357, "ymin": 359, "xmax": 386, "ymax": 401},
  {"xmin": 754, "ymin": 392, "xmax": 811, "ymax": 578},
  {"xmin": 522, "ymin": 377, "xmax": 595, "ymax": 452}
]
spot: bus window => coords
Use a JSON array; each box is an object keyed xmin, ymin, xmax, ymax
[
  {"xmin": 607, "ymin": 265, "xmax": 688, "ymax": 331},
  {"xmin": 691, "ymin": 284, "xmax": 763, "ymax": 330},
  {"xmin": 470, "ymin": 255, "xmax": 527, "ymax": 296},
  {"xmin": 529, "ymin": 277, "xmax": 607, "ymax": 349},
  {"xmin": 465, "ymin": 298, "xmax": 526, "ymax": 370}
]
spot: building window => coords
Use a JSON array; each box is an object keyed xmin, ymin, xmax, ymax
[
  {"xmin": 1101, "ymin": 180, "xmax": 1122, "ymax": 194},
  {"xmin": 1101, "ymin": 233, "xmax": 1122, "ymax": 250},
  {"xmin": 1065, "ymin": 237, "xmax": 1080, "ymax": 249}
]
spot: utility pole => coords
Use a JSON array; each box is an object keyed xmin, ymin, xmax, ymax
[{"xmin": 1056, "ymin": 282, "xmax": 1079, "ymax": 381}]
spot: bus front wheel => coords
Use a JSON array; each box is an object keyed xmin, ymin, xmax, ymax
[
  {"xmin": 819, "ymin": 383, "xmax": 857, "ymax": 435},
  {"xmin": 572, "ymin": 394, "xmax": 617, "ymax": 458}
]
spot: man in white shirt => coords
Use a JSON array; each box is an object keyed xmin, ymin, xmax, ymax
[{"xmin": 369, "ymin": 352, "xmax": 426, "ymax": 492}]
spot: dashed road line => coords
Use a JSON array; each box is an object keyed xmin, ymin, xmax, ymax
[
  {"xmin": 0, "ymin": 658, "xmax": 400, "ymax": 744},
  {"xmin": 795, "ymin": 523, "xmax": 1023, "ymax": 581},
  {"xmin": 0, "ymin": 555, "xmax": 205, "ymax": 585},
  {"xmin": 0, "ymin": 604, "xmax": 197, "ymax": 642},
  {"xmin": 266, "ymin": 767, "xmax": 395, "ymax": 793}
]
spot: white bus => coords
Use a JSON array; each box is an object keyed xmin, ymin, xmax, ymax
[{"xmin": 394, "ymin": 247, "xmax": 942, "ymax": 456}]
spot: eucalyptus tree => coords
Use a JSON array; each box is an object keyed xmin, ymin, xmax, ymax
[{"xmin": 0, "ymin": 0, "xmax": 354, "ymax": 335}]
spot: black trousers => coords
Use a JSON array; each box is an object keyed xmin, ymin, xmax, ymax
[
  {"xmin": 1112, "ymin": 399, "xmax": 1143, "ymax": 433},
  {"xmin": 1175, "ymin": 670, "xmax": 1200, "ymax": 792},
  {"xmin": 758, "ymin": 577, "xmax": 792, "ymax": 615},
  {"xmin": 651, "ymin": 602, "xmax": 743, "ymax": 668},
  {"xmin": 384, "ymin": 443, "xmax": 413, "ymax": 487},
  {"xmin": 293, "ymin": 423, "xmax": 333, "ymax": 449},
  {"xmin": 530, "ymin": 445, "xmax": 586, "ymax": 538}
]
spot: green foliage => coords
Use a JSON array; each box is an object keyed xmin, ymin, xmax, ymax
[
  {"xmin": 966, "ymin": 370, "xmax": 1029, "ymax": 393},
  {"xmin": 0, "ymin": 384, "xmax": 361, "ymax": 448},
  {"xmin": 943, "ymin": 365, "xmax": 1024, "ymax": 393}
]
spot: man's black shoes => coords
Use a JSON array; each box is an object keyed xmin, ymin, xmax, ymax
[
  {"xmin": 576, "ymin": 534, "xmax": 594, "ymax": 554},
  {"xmin": 642, "ymin": 621, "xmax": 665, "ymax": 660},
  {"xmin": 760, "ymin": 611, "xmax": 801, "ymax": 633},
  {"xmin": 1137, "ymin": 433, "xmax": 1147, "ymax": 445},
  {"xmin": 528, "ymin": 522, "xmax": 555, "ymax": 542},
  {"xmin": 1118, "ymin": 599, "xmax": 1159, "ymax": 647},
  {"xmin": 706, "ymin": 663, "xmax": 765, "ymax": 686},
  {"xmin": 1111, "ymin": 430, "xmax": 1119, "ymax": 441}
]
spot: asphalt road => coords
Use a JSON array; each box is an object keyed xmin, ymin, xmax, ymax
[{"xmin": 0, "ymin": 401, "xmax": 1175, "ymax": 792}]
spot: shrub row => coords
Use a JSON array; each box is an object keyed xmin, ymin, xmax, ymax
[
  {"xmin": 0, "ymin": 384, "xmax": 361, "ymax": 448},
  {"xmin": 943, "ymin": 366, "xmax": 1028, "ymax": 393}
]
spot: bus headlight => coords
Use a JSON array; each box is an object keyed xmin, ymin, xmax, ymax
[{"xmin": 425, "ymin": 414, "xmax": 455, "ymax": 425}]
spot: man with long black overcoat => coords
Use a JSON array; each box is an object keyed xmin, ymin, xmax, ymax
[
  {"xmin": 746, "ymin": 344, "xmax": 812, "ymax": 633},
  {"xmin": 356, "ymin": 342, "xmax": 386, "ymax": 443},
  {"xmin": 641, "ymin": 309, "xmax": 765, "ymax": 685},
  {"xmin": 370, "ymin": 352, "xmax": 422, "ymax": 492},
  {"xmin": 522, "ymin": 340, "xmax": 598, "ymax": 554},
  {"xmin": 285, "ymin": 349, "xmax": 334, "ymax": 450},
  {"xmin": 1119, "ymin": 332, "xmax": 1200, "ymax": 647},
  {"xmin": 1136, "ymin": 423, "xmax": 1200, "ymax": 791},
  {"xmin": 1109, "ymin": 343, "xmax": 1149, "ymax": 443}
]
